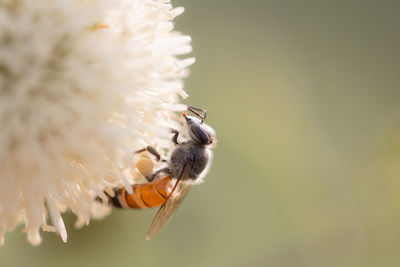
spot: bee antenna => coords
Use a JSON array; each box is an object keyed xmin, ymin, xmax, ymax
[{"xmin": 187, "ymin": 106, "xmax": 207, "ymax": 123}]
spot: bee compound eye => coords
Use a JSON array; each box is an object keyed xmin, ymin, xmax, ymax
[
  {"xmin": 190, "ymin": 124, "xmax": 211, "ymax": 145},
  {"xmin": 136, "ymin": 157, "xmax": 154, "ymax": 177}
]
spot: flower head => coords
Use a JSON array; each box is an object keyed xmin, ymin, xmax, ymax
[{"xmin": 0, "ymin": 0, "xmax": 194, "ymax": 245}]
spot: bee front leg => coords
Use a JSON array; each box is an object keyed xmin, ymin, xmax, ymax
[{"xmin": 170, "ymin": 128, "xmax": 180, "ymax": 145}]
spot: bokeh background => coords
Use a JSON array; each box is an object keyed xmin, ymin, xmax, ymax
[{"xmin": 2, "ymin": 0, "xmax": 400, "ymax": 266}]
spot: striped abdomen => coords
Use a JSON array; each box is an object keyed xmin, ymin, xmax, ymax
[{"xmin": 108, "ymin": 176, "xmax": 174, "ymax": 209}]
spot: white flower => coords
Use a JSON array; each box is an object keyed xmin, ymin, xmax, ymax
[{"xmin": 0, "ymin": 0, "xmax": 194, "ymax": 245}]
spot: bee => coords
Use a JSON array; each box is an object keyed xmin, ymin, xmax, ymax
[{"xmin": 105, "ymin": 106, "xmax": 216, "ymax": 240}]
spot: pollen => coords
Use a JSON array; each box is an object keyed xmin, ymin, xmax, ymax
[{"xmin": 136, "ymin": 157, "xmax": 155, "ymax": 178}]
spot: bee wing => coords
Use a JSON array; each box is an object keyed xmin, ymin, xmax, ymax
[{"xmin": 146, "ymin": 165, "xmax": 193, "ymax": 240}]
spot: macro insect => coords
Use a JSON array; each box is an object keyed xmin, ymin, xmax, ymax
[{"xmin": 105, "ymin": 106, "xmax": 216, "ymax": 240}]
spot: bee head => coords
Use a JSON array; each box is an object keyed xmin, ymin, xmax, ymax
[{"xmin": 182, "ymin": 113, "xmax": 216, "ymax": 146}]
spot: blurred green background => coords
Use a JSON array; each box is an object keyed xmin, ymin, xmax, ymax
[{"xmin": 2, "ymin": 0, "xmax": 400, "ymax": 266}]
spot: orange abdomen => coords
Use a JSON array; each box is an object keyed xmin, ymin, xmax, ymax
[{"xmin": 111, "ymin": 176, "xmax": 174, "ymax": 209}]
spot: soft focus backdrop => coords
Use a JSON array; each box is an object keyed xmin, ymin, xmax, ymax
[{"xmin": 2, "ymin": 0, "xmax": 400, "ymax": 266}]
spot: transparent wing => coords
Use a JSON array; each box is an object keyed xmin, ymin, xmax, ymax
[{"xmin": 146, "ymin": 165, "xmax": 193, "ymax": 240}]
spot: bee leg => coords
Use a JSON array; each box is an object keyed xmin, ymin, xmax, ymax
[
  {"xmin": 170, "ymin": 128, "xmax": 180, "ymax": 145},
  {"xmin": 95, "ymin": 191, "xmax": 118, "ymax": 207},
  {"xmin": 135, "ymin": 146, "xmax": 162, "ymax": 161},
  {"xmin": 147, "ymin": 167, "xmax": 170, "ymax": 182}
]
